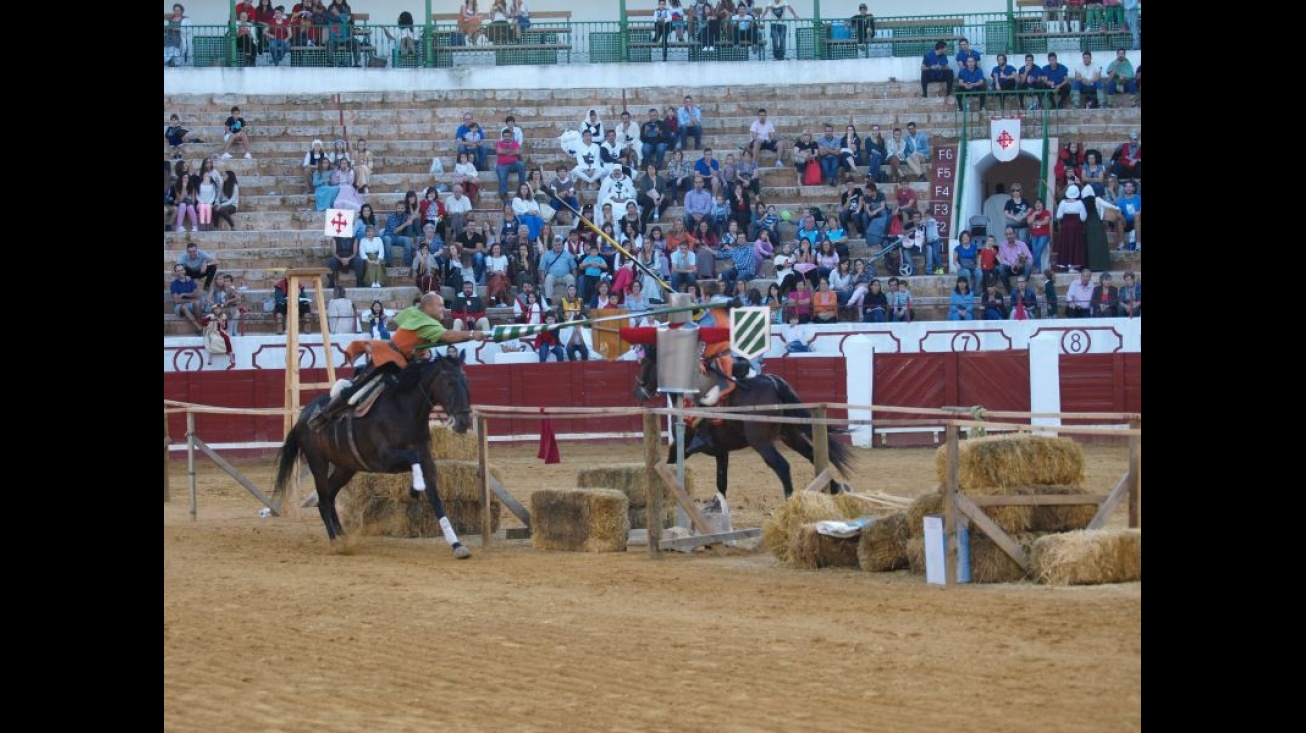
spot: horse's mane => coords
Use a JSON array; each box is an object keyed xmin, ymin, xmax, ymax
[{"xmin": 394, "ymin": 355, "xmax": 460, "ymax": 393}]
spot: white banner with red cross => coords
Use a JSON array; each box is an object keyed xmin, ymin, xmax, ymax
[
  {"xmin": 990, "ymin": 119, "xmax": 1021, "ymax": 163},
  {"xmin": 323, "ymin": 208, "xmax": 355, "ymax": 238}
]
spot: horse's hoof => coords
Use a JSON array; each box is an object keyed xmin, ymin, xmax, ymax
[{"xmin": 452, "ymin": 544, "xmax": 472, "ymax": 559}]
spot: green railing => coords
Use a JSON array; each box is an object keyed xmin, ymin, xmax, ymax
[{"xmin": 166, "ymin": 10, "xmax": 1137, "ymax": 69}]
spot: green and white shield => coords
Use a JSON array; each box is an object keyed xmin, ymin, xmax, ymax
[{"xmin": 730, "ymin": 307, "xmax": 770, "ymax": 360}]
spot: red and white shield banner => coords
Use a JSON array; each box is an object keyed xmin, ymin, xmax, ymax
[{"xmin": 991, "ymin": 119, "xmax": 1021, "ymax": 162}]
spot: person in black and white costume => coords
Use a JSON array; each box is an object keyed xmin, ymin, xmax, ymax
[
  {"xmin": 572, "ymin": 130, "xmax": 605, "ymax": 190},
  {"xmin": 599, "ymin": 164, "xmax": 638, "ymax": 222},
  {"xmin": 612, "ymin": 110, "xmax": 643, "ymax": 169},
  {"xmin": 600, "ymin": 129, "xmax": 627, "ymax": 178},
  {"xmin": 580, "ymin": 108, "xmax": 604, "ymax": 140}
]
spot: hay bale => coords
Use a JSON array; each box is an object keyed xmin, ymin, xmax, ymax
[
  {"xmin": 906, "ymin": 493, "xmax": 945, "ymax": 538},
  {"xmin": 577, "ymin": 464, "xmax": 695, "ymax": 529},
  {"xmin": 833, "ymin": 492, "xmax": 898, "ymax": 520},
  {"xmin": 761, "ymin": 492, "xmax": 842, "ymax": 565},
  {"xmin": 857, "ymin": 512, "xmax": 910, "ymax": 572},
  {"xmin": 1031, "ymin": 529, "xmax": 1141, "ymax": 585},
  {"xmin": 430, "ymin": 427, "xmax": 480, "ymax": 461},
  {"xmin": 338, "ymin": 462, "xmax": 503, "ymax": 537},
  {"xmin": 967, "ymin": 531, "xmax": 1040, "ymax": 584},
  {"xmin": 935, "ymin": 434, "xmax": 1086, "ymax": 491},
  {"xmin": 530, "ymin": 489, "xmax": 630, "ymax": 552},
  {"xmin": 905, "ymin": 537, "xmax": 926, "ymax": 574},
  {"xmin": 1026, "ymin": 484, "xmax": 1100, "ymax": 532},
  {"xmin": 790, "ymin": 523, "xmax": 862, "ymax": 569}
]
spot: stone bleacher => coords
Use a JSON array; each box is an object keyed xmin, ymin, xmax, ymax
[{"xmin": 164, "ymin": 83, "xmax": 1141, "ymax": 335}]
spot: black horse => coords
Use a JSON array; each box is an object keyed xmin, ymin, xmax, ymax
[
  {"xmin": 634, "ymin": 345, "xmax": 855, "ymax": 498},
  {"xmin": 275, "ymin": 353, "xmax": 475, "ymax": 558}
]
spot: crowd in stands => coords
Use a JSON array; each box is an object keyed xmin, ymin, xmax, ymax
[{"xmin": 166, "ymin": 42, "xmax": 1141, "ymax": 341}]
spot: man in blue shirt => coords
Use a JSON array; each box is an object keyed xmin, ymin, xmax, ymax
[
  {"xmin": 382, "ymin": 200, "xmax": 419, "ymax": 267},
  {"xmin": 920, "ymin": 40, "xmax": 953, "ymax": 98},
  {"xmin": 1018, "ymin": 53, "xmax": 1043, "ymax": 110},
  {"xmin": 904, "ymin": 121, "xmax": 931, "ymax": 182},
  {"xmin": 716, "ymin": 237, "xmax": 756, "ymax": 293},
  {"xmin": 1115, "ymin": 180, "xmax": 1141, "ymax": 249},
  {"xmin": 954, "ymin": 37, "xmax": 980, "ymax": 75},
  {"xmin": 1038, "ymin": 52, "xmax": 1072, "ymax": 109},
  {"xmin": 692, "ymin": 147, "xmax": 722, "ymax": 197},
  {"xmin": 681, "ymin": 175, "xmax": 713, "ymax": 233},
  {"xmin": 676, "ymin": 95, "xmax": 703, "ymax": 152},
  {"xmin": 990, "ymin": 53, "xmax": 1019, "ymax": 110},
  {"xmin": 956, "ymin": 55, "xmax": 988, "ymax": 111},
  {"xmin": 454, "ymin": 112, "xmax": 486, "ymax": 171}
]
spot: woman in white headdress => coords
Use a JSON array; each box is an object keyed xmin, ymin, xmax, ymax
[{"xmin": 1054, "ymin": 184, "xmax": 1087, "ymax": 271}]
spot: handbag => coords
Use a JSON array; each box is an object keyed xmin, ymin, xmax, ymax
[{"xmin": 803, "ymin": 159, "xmax": 822, "ymax": 186}]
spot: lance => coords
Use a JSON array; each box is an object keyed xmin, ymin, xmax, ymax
[
  {"xmin": 487, "ymin": 301, "xmax": 708, "ymax": 343},
  {"xmin": 554, "ymin": 197, "xmax": 672, "ymax": 294}
]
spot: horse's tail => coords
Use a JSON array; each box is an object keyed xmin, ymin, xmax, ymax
[
  {"xmin": 768, "ymin": 375, "xmax": 858, "ymax": 477},
  {"xmin": 274, "ymin": 424, "xmax": 303, "ymax": 496}
]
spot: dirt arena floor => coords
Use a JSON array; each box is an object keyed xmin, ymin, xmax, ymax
[{"xmin": 164, "ymin": 439, "xmax": 1141, "ymax": 733}]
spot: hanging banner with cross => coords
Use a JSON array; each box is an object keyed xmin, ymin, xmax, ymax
[
  {"xmin": 323, "ymin": 208, "xmax": 355, "ymax": 238},
  {"xmin": 990, "ymin": 118, "xmax": 1021, "ymax": 163},
  {"xmin": 729, "ymin": 307, "xmax": 771, "ymax": 361}
]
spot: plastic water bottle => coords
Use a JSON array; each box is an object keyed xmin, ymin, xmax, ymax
[{"xmin": 258, "ymin": 508, "xmax": 272, "ymax": 518}]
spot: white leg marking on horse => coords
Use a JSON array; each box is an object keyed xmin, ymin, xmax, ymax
[
  {"xmin": 439, "ymin": 516, "xmax": 461, "ymax": 546},
  {"xmin": 411, "ymin": 464, "xmax": 426, "ymax": 492}
]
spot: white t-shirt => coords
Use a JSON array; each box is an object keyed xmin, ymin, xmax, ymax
[
  {"xmin": 1071, "ymin": 59, "xmax": 1101, "ymax": 81},
  {"xmin": 749, "ymin": 119, "xmax": 776, "ymax": 142},
  {"xmin": 359, "ymin": 236, "xmax": 385, "ymax": 261},
  {"xmin": 445, "ymin": 194, "xmax": 473, "ymax": 214}
]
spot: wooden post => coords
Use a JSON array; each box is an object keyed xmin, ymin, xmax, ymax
[
  {"xmin": 164, "ymin": 411, "xmax": 171, "ymax": 502},
  {"xmin": 283, "ymin": 267, "xmax": 333, "ymax": 437},
  {"xmin": 1128, "ymin": 417, "xmax": 1141, "ymax": 528},
  {"xmin": 644, "ymin": 411, "xmax": 662, "ymax": 559},
  {"xmin": 478, "ymin": 414, "xmax": 492, "ymax": 548},
  {"xmin": 944, "ymin": 422, "xmax": 960, "ymax": 587},
  {"xmin": 187, "ymin": 411, "xmax": 197, "ymax": 522},
  {"xmin": 812, "ymin": 404, "xmax": 829, "ymax": 478}
]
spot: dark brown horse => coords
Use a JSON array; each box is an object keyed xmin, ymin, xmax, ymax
[
  {"xmin": 634, "ymin": 345, "xmax": 854, "ymax": 498},
  {"xmin": 275, "ymin": 352, "xmax": 475, "ymax": 558}
]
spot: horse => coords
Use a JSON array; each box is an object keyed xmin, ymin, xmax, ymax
[
  {"xmin": 633, "ymin": 345, "xmax": 855, "ymax": 499},
  {"xmin": 275, "ymin": 352, "xmax": 475, "ymax": 558}
]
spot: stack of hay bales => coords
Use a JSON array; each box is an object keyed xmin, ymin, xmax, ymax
[
  {"xmin": 339, "ymin": 460, "xmax": 503, "ymax": 537},
  {"xmin": 890, "ymin": 434, "xmax": 1119, "ymax": 584},
  {"xmin": 763, "ymin": 492, "xmax": 898, "ymax": 569},
  {"xmin": 576, "ymin": 464, "xmax": 696, "ymax": 530},
  {"xmin": 857, "ymin": 512, "xmax": 910, "ymax": 572},
  {"xmin": 1031, "ymin": 529, "xmax": 1141, "ymax": 585},
  {"xmin": 431, "ymin": 427, "xmax": 479, "ymax": 462},
  {"xmin": 530, "ymin": 489, "xmax": 630, "ymax": 552}
]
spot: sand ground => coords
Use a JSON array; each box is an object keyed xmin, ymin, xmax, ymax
[{"xmin": 163, "ymin": 439, "xmax": 1141, "ymax": 733}]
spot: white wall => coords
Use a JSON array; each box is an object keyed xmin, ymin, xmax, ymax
[{"xmin": 174, "ymin": 1, "xmax": 1009, "ymax": 27}]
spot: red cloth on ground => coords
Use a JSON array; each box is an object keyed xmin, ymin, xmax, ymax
[{"xmin": 537, "ymin": 417, "xmax": 561, "ymax": 464}]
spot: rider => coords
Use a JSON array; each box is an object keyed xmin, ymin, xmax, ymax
[{"xmin": 308, "ymin": 291, "xmax": 487, "ymax": 429}]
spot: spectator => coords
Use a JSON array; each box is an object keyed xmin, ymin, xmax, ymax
[
  {"xmin": 1071, "ymin": 51, "xmax": 1103, "ymax": 109},
  {"xmin": 195, "ymin": 157, "xmax": 220, "ymax": 232},
  {"xmin": 917, "ymin": 209, "xmax": 945, "ymax": 275},
  {"xmin": 997, "ymin": 225, "xmax": 1034, "ymax": 294},
  {"xmin": 730, "ymin": 4, "xmax": 756, "ymax": 47},
  {"xmin": 676, "ymin": 95, "xmax": 703, "ymax": 152},
  {"xmin": 978, "ymin": 234, "xmax": 1000, "ymax": 291},
  {"xmin": 717, "ymin": 232, "xmax": 756, "ymax": 293},
  {"xmin": 213, "ymin": 273, "xmax": 247, "ymax": 336},
  {"xmin": 920, "ymin": 40, "xmax": 954, "ymax": 99},
  {"xmin": 1017, "ymin": 53, "xmax": 1043, "ymax": 109},
  {"xmin": 1026, "ymin": 197, "xmax": 1053, "ymax": 272},
  {"xmin": 952, "ymin": 229, "xmax": 980, "ymax": 294},
  {"xmin": 1002, "ymin": 183, "xmax": 1031, "ymax": 243},
  {"xmin": 271, "ymin": 277, "xmax": 311, "ymax": 335},
  {"xmin": 635, "ymin": 162, "xmax": 670, "ymax": 227},
  {"xmin": 812, "ymin": 277, "xmax": 839, "ymax": 323},
  {"xmin": 1040, "ymin": 269, "xmax": 1059, "ymax": 319},
  {"xmin": 1104, "ymin": 49, "xmax": 1136, "ymax": 107},
  {"xmin": 791, "ymin": 131, "xmax": 818, "ymax": 187},
  {"xmin": 1081, "ymin": 150, "xmax": 1108, "ymax": 198},
  {"xmin": 1064, "ymin": 269, "xmax": 1094, "ymax": 317},
  {"xmin": 325, "ymin": 286, "xmax": 355, "ymax": 335},
  {"xmin": 781, "ymin": 311, "xmax": 813, "ymax": 352},
  {"xmin": 383, "ymin": 10, "xmax": 419, "ymax": 56},
  {"xmin": 359, "ymin": 225, "xmax": 386, "ymax": 288},
  {"xmin": 838, "ymin": 124, "xmax": 861, "ymax": 185},
  {"xmin": 1009, "ymin": 275, "xmax": 1038, "ymax": 320},
  {"xmin": 1090, "ymin": 272, "xmax": 1119, "ymax": 318},
  {"xmin": 507, "ymin": 240, "xmax": 536, "ymax": 291},
  {"xmin": 220, "ymin": 106, "xmax": 251, "ymax": 160},
  {"xmin": 436, "ymin": 242, "xmax": 467, "ymax": 293},
  {"xmin": 816, "ymin": 124, "xmax": 843, "ymax": 187},
  {"xmin": 171, "ymin": 264, "xmax": 204, "ymax": 333},
  {"xmin": 561, "ymin": 312, "xmax": 591, "ymax": 361},
  {"xmin": 862, "ymin": 181, "xmax": 890, "ymax": 248},
  {"xmin": 669, "ymin": 239, "xmax": 698, "ymax": 292},
  {"xmin": 450, "ymin": 280, "xmax": 491, "ymax": 331},
  {"xmin": 904, "ymin": 122, "xmax": 931, "ymax": 182},
  {"xmin": 164, "ymin": 4, "xmax": 191, "ymax": 67},
  {"xmin": 864, "ymin": 124, "xmax": 887, "ymax": 183},
  {"xmin": 889, "ymin": 277, "xmax": 913, "ymax": 323},
  {"xmin": 484, "ymin": 242, "xmax": 511, "ymax": 306},
  {"xmin": 580, "ymin": 108, "xmax": 605, "ymax": 141},
  {"xmin": 748, "ymin": 108, "xmax": 788, "ymax": 168},
  {"xmin": 358, "ymin": 299, "xmax": 391, "ymax": 340},
  {"xmin": 893, "ymin": 179, "xmax": 920, "ymax": 229},
  {"xmin": 203, "ymin": 303, "xmax": 234, "ymax": 366},
  {"xmin": 1122, "ymin": 0, "xmax": 1140, "ymax": 49},
  {"xmin": 327, "ymin": 232, "xmax": 364, "ymax": 288},
  {"xmin": 1081, "ymin": 187, "xmax": 1120, "ymax": 273},
  {"xmin": 382, "ymin": 200, "xmax": 419, "ymax": 267},
  {"xmin": 786, "ymin": 277, "xmax": 814, "ymax": 322},
  {"xmin": 353, "ymin": 202, "xmax": 379, "ymax": 243},
  {"xmin": 599, "ymin": 164, "xmax": 638, "ymax": 220},
  {"xmin": 178, "ymin": 242, "xmax": 220, "ymax": 297},
  {"xmin": 351, "ymin": 137, "xmax": 373, "ymax": 194},
  {"xmin": 1115, "ymin": 179, "xmax": 1141, "ymax": 250},
  {"xmin": 883, "ymin": 127, "xmax": 910, "ymax": 186},
  {"xmin": 444, "ymin": 184, "xmax": 474, "ymax": 239},
  {"xmin": 588, "ymin": 280, "xmax": 618, "ymax": 312},
  {"xmin": 512, "ymin": 183, "xmax": 545, "ymax": 243},
  {"xmin": 1117, "ymin": 271, "xmax": 1141, "ymax": 318},
  {"xmin": 539, "ymin": 236, "xmax": 578, "ymax": 303},
  {"xmin": 533, "ymin": 311, "xmax": 565, "ymax": 362},
  {"xmin": 861, "ymin": 279, "xmax": 887, "ymax": 323},
  {"xmin": 312, "ymin": 158, "xmax": 339, "ymax": 211},
  {"xmin": 638, "ymin": 108, "xmax": 668, "ymax": 169},
  {"xmin": 1038, "ymin": 52, "xmax": 1072, "ymax": 110},
  {"xmin": 493, "ymin": 127, "xmax": 525, "ymax": 202},
  {"xmin": 990, "ymin": 53, "xmax": 1019, "ymax": 110},
  {"xmin": 956, "ymin": 55, "xmax": 988, "ymax": 111},
  {"xmin": 679, "ymin": 174, "xmax": 711, "ymax": 235},
  {"xmin": 947, "ymin": 277, "xmax": 975, "ymax": 321},
  {"xmin": 455, "ymin": 112, "xmax": 486, "ymax": 171},
  {"xmin": 164, "ymin": 113, "xmax": 188, "ymax": 160},
  {"xmin": 764, "ymin": 0, "xmax": 799, "ymax": 60},
  {"xmin": 849, "ymin": 3, "xmax": 875, "ymax": 45},
  {"xmin": 1110, "ymin": 130, "xmax": 1142, "ymax": 181},
  {"xmin": 330, "ymin": 159, "xmax": 363, "ymax": 212},
  {"xmin": 1054, "ymin": 185, "xmax": 1087, "ymax": 272},
  {"xmin": 571, "ymin": 130, "xmax": 605, "ymax": 191},
  {"xmin": 612, "ymin": 110, "xmax": 642, "ymax": 167},
  {"xmin": 452, "ymin": 152, "xmax": 481, "ymax": 205},
  {"xmin": 692, "ymin": 147, "xmax": 723, "ymax": 197},
  {"xmin": 171, "ymin": 165, "xmax": 199, "ymax": 233},
  {"xmin": 980, "ymin": 282, "xmax": 1007, "ymax": 320},
  {"xmin": 1054, "ymin": 140, "xmax": 1084, "ymax": 198},
  {"xmin": 412, "ymin": 242, "xmax": 440, "ymax": 294}
]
